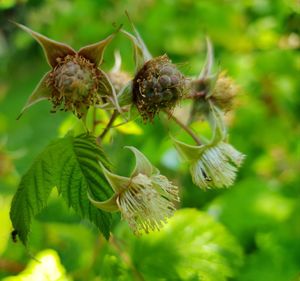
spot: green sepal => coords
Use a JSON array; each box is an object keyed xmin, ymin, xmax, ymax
[
  {"xmin": 13, "ymin": 22, "xmax": 76, "ymax": 67},
  {"xmin": 121, "ymin": 13, "xmax": 152, "ymax": 71},
  {"xmin": 78, "ymin": 33, "xmax": 115, "ymax": 66},
  {"xmin": 171, "ymin": 136, "xmax": 205, "ymax": 162},
  {"xmin": 99, "ymin": 162, "xmax": 131, "ymax": 193},
  {"xmin": 88, "ymin": 192, "xmax": 119, "ymax": 212},
  {"xmin": 17, "ymin": 72, "xmax": 52, "ymax": 120},
  {"xmin": 125, "ymin": 146, "xmax": 155, "ymax": 177}
]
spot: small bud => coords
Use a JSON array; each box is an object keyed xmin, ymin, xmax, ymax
[
  {"xmin": 88, "ymin": 146, "xmax": 179, "ymax": 235},
  {"xmin": 189, "ymin": 38, "xmax": 239, "ymax": 123},
  {"xmin": 209, "ymin": 73, "xmax": 238, "ymax": 112}
]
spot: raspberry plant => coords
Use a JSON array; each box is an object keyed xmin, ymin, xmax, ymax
[{"xmin": 10, "ymin": 17, "xmax": 244, "ymax": 246}]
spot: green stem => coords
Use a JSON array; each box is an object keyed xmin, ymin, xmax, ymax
[
  {"xmin": 110, "ymin": 235, "xmax": 145, "ymax": 281},
  {"xmin": 165, "ymin": 111, "xmax": 202, "ymax": 145},
  {"xmin": 97, "ymin": 110, "xmax": 119, "ymax": 143}
]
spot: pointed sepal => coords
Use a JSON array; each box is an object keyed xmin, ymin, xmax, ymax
[
  {"xmin": 13, "ymin": 22, "xmax": 76, "ymax": 67},
  {"xmin": 207, "ymin": 102, "xmax": 227, "ymax": 144},
  {"xmin": 122, "ymin": 13, "xmax": 152, "ymax": 71},
  {"xmin": 199, "ymin": 37, "xmax": 214, "ymax": 79},
  {"xmin": 125, "ymin": 146, "xmax": 155, "ymax": 177},
  {"xmin": 171, "ymin": 136, "xmax": 205, "ymax": 162},
  {"xmin": 98, "ymin": 81, "xmax": 133, "ymax": 110},
  {"xmin": 99, "ymin": 162, "xmax": 131, "ymax": 193},
  {"xmin": 17, "ymin": 72, "xmax": 52, "ymax": 120},
  {"xmin": 88, "ymin": 192, "xmax": 119, "ymax": 212},
  {"xmin": 78, "ymin": 33, "xmax": 115, "ymax": 66},
  {"xmin": 97, "ymin": 69, "xmax": 122, "ymax": 113}
]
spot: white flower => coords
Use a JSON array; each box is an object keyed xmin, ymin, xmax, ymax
[
  {"xmin": 88, "ymin": 146, "xmax": 179, "ymax": 235},
  {"xmin": 173, "ymin": 104, "xmax": 245, "ymax": 189}
]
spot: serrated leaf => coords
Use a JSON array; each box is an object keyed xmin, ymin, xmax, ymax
[{"xmin": 10, "ymin": 134, "xmax": 113, "ymax": 245}]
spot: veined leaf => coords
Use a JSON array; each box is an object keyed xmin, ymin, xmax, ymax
[{"xmin": 10, "ymin": 134, "xmax": 113, "ymax": 245}]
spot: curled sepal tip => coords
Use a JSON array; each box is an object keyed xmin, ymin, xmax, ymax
[
  {"xmin": 88, "ymin": 192, "xmax": 119, "ymax": 212},
  {"xmin": 199, "ymin": 37, "xmax": 214, "ymax": 79},
  {"xmin": 13, "ymin": 22, "xmax": 76, "ymax": 67},
  {"xmin": 171, "ymin": 136, "xmax": 204, "ymax": 162},
  {"xmin": 125, "ymin": 146, "xmax": 155, "ymax": 177},
  {"xmin": 97, "ymin": 69, "xmax": 122, "ymax": 113},
  {"xmin": 78, "ymin": 33, "xmax": 115, "ymax": 66},
  {"xmin": 207, "ymin": 102, "xmax": 227, "ymax": 144},
  {"xmin": 99, "ymin": 162, "xmax": 131, "ymax": 193},
  {"xmin": 17, "ymin": 72, "xmax": 51, "ymax": 120},
  {"xmin": 121, "ymin": 13, "xmax": 152, "ymax": 71}
]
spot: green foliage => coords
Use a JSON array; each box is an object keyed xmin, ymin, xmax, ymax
[
  {"xmin": 10, "ymin": 134, "xmax": 113, "ymax": 245},
  {"xmin": 99, "ymin": 209, "xmax": 243, "ymax": 281},
  {"xmin": 1, "ymin": 0, "xmax": 300, "ymax": 280}
]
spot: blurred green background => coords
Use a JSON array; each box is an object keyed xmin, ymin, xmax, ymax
[{"xmin": 0, "ymin": 0, "xmax": 300, "ymax": 280}]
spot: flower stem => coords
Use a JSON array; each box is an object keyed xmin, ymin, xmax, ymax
[
  {"xmin": 110, "ymin": 234, "xmax": 145, "ymax": 281},
  {"xmin": 97, "ymin": 110, "xmax": 119, "ymax": 142},
  {"xmin": 164, "ymin": 111, "xmax": 202, "ymax": 145}
]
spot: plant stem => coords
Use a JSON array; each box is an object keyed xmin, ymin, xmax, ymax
[
  {"xmin": 165, "ymin": 111, "xmax": 202, "ymax": 145},
  {"xmin": 110, "ymin": 235, "xmax": 145, "ymax": 281},
  {"xmin": 97, "ymin": 110, "xmax": 119, "ymax": 143}
]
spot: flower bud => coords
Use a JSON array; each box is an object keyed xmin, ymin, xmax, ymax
[{"xmin": 209, "ymin": 73, "xmax": 238, "ymax": 112}]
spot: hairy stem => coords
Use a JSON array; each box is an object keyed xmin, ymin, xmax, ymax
[{"xmin": 165, "ymin": 111, "xmax": 202, "ymax": 145}]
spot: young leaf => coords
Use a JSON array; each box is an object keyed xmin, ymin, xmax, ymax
[{"xmin": 10, "ymin": 134, "xmax": 113, "ymax": 245}]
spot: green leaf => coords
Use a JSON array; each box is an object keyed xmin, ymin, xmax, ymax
[
  {"xmin": 101, "ymin": 209, "xmax": 244, "ymax": 281},
  {"xmin": 10, "ymin": 134, "xmax": 113, "ymax": 245}
]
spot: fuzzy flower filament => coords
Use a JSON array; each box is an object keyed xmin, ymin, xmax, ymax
[{"xmin": 88, "ymin": 146, "xmax": 179, "ymax": 235}]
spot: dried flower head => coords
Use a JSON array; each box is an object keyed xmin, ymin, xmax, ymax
[
  {"xmin": 88, "ymin": 146, "xmax": 179, "ymax": 235},
  {"xmin": 133, "ymin": 55, "xmax": 186, "ymax": 122},
  {"xmin": 15, "ymin": 22, "xmax": 118, "ymax": 119},
  {"xmin": 121, "ymin": 15, "xmax": 186, "ymax": 122}
]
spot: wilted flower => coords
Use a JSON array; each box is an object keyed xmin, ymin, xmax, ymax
[
  {"xmin": 189, "ymin": 38, "xmax": 238, "ymax": 122},
  {"xmin": 173, "ymin": 104, "xmax": 245, "ymax": 189},
  {"xmin": 15, "ymin": 22, "xmax": 118, "ymax": 119},
  {"xmin": 88, "ymin": 146, "xmax": 179, "ymax": 234},
  {"xmin": 116, "ymin": 16, "xmax": 186, "ymax": 122}
]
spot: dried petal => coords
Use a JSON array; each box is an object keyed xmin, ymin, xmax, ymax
[{"xmin": 13, "ymin": 22, "xmax": 76, "ymax": 67}]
